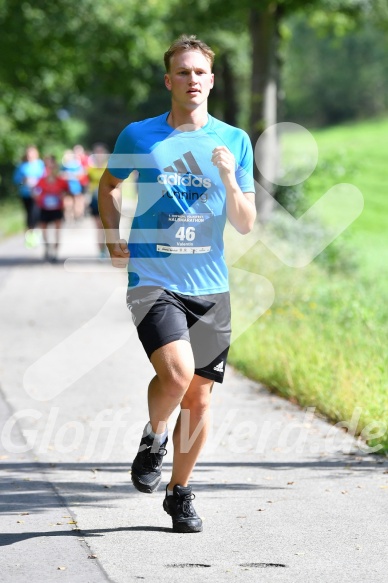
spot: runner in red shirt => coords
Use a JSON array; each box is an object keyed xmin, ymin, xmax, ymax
[{"xmin": 35, "ymin": 156, "xmax": 68, "ymax": 262}]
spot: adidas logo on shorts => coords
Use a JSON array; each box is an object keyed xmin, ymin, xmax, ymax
[{"xmin": 213, "ymin": 361, "xmax": 224, "ymax": 373}]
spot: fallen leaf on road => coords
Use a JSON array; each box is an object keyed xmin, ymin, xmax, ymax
[
  {"xmin": 67, "ymin": 520, "xmax": 77, "ymax": 524},
  {"xmin": 88, "ymin": 554, "xmax": 97, "ymax": 559},
  {"xmin": 287, "ymin": 481, "xmax": 294, "ymax": 485},
  {"xmin": 16, "ymin": 521, "xmax": 24, "ymax": 524},
  {"xmin": 57, "ymin": 566, "xmax": 66, "ymax": 570},
  {"xmin": 19, "ymin": 512, "xmax": 29, "ymax": 516},
  {"xmin": 341, "ymin": 490, "xmax": 348, "ymax": 494}
]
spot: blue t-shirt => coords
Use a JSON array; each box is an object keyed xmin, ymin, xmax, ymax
[
  {"xmin": 108, "ymin": 112, "xmax": 254, "ymax": 295},
  {"xmin": 61, "ymin": 160, "xmax": 83, "ymax": 195},
  {"xmin": 13, "ymin": 159, "xmax": 45, "ymax": 198}
]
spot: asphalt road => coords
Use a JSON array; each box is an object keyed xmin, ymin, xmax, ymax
[{"xmin": 0, "ymin": 218, "xmax": 387, "ymax": 583}]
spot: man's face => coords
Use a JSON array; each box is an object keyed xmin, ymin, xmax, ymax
[
  {"xmin": 46, "ymin": 161, "xmax": 58, "ymax": 176},
  {"xmin": 164, "ymin": 50, "xmax": 214, "ymax": 109},
  {"xmin": 27, "ymin": 147, "xmax": 39, "ymax": 162}
]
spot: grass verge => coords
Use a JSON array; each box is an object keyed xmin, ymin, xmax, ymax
[
  {"xmin": 228, "ymin": 117, "xmax": 388, "ymax": 454},
  {"xmin": 0, "ymin": 198, "xmax": 24, "ymax": 239}
]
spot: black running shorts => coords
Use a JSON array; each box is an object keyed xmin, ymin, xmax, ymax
[
  {"xmin": 126, "ymin": 286, "xmax": 231, "ymax": 383},
  {"xmin": 39, "ymin": 209, "xmax": 64, "ymax": 224}
]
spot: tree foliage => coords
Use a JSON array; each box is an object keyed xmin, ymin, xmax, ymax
[
  {"xmin": 0, "ymin": 0, "xmax": 175, "ymax": 163},
  {"xmin": 282, "ymin": 15, "xmax": 388, "ymax": 126},
  {"xmin": 0, "ymin": 0, "xmax": 387, "ymax": 197}
]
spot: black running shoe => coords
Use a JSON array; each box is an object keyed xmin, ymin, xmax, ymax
[
  {"xmin": 163, "ymin": 484, "xmax": 203, "ymax": 533},
  {"xmin": 131, "ymin": 434, "xmax": 168, "ymax": 493}
]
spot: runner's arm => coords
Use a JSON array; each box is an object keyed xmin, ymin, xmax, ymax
[
  {"xmin": 98, "ymin": 168, "xmax": 129, "ymax": 267},
  {"xmin": 212, "ymin": 146, "xmax": 256, "ymax": 234},
  {"xmin": 225, "ymin": 186, "xmax": 256, "ymax": 235}
]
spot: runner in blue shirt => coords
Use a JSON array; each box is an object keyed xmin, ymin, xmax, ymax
[
  {"xmin": 13, "ymin": 145, "xmax": 45, "ymax": 234},
  {"xmin": 99, "ymin": 34, "xmax": 256, "ymax": 533}
]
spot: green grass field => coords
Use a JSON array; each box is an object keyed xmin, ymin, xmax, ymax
[
  {"xmin": 228, "ymin": 116, "xmax": 388, "ymax": 454},
  {"xmin": 0, "ymin": 198, "xmax": 24, "ymax": 239}
]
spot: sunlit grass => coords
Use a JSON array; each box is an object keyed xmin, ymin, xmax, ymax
[
  {"xmin": 0, "ymin": 198, "xmax": 24, "ymax": 238},
  {"xmin": 228, "ymin": 116, "xmax": 388, "ymax": 453}
]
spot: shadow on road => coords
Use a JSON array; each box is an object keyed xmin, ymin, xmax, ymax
[
  {"xmin": 0, "ymin": 456, "xmax": 384, "ymax": 516},
  {"xmin": 0, "ymin": 525, "xmax": 172, "ymax": 547},
  {"xmin": 0, "ymin": 257, "xmax": 49, "ymax": 267}
]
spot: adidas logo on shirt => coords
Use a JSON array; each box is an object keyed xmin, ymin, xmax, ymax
[
  {"xmin": 213, "ymin": 361, "xmax": 224, "ymax": 373},
  {"xmin": 157, "ymin": 151, "xmax": 212, "ymax": 188}
]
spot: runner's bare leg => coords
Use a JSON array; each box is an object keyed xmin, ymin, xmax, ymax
[
  {"xmin": 168, "ymin": 374, "xmax": 213, "ymax": 488},
  {"xmin": 148, "ymin": 340, "xmax": 195, "ymax": 434}
]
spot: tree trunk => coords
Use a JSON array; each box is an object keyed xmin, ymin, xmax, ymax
[
  {"xmin": 220, "ymin": 52, "xmax": 238, "ymax": 127},
  {"xmin": 249, "ymin": 3, "xmax": 280, "ymax": 221},
  {"xmin": 209, "ymin": 51, "xmax": 238, "ymax": 126}
]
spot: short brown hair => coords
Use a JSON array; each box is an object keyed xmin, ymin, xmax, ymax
[{"xmin": 164, "ymin": 34, "xmax": 215, "ymax": 72}]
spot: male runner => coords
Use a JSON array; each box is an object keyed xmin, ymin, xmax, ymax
[{"xmin": 98, "ymin": 35, "xmax": 256, "ymax": 533}]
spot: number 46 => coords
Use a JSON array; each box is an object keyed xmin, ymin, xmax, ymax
[{"xmin": 176, "ymin": 226, "xmax": 196, "ymax": 241}]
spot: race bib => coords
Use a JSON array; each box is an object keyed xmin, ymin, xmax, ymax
[
  {"xmin": 43, "ymin": 194, "xmax": 60, "ymax": 209},
  {"xmin": 156, "ymin": 212, "xmax": 213, "ymax": 254}
]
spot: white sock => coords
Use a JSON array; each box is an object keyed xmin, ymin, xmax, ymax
[
  {"xmin": 167, "ymin": 488, "xmax": 174, "ymax": 497},
  {"xmin": 143, "ymin": 422, "xmax": 168, "ymax": 445}
]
